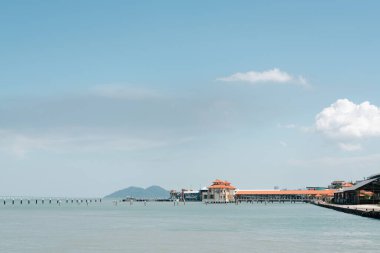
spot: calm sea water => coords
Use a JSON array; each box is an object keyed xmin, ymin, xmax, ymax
[{"xmin": 0, "ymin": 201, "xmax": 379, "ymax": 253}]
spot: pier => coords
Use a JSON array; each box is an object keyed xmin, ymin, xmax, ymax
[
  {"xmin": 0, "ymin": 196, "xmax": 102, "ymax": 206},
  {"xmin": 235, "ymin": 189, "xmax": 336, "ymax": 203},
  {"xmin": 236, "ymin": 198, "xmax": 309, "ymax": 203},
  {"xmin": 312, "ymin": 201, "xmax": 380, "ymax": 219}
]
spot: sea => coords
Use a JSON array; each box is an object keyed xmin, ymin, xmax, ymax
[{"xmin": 0, "ymin": 201, "xmax": 379, "ymax": 253}]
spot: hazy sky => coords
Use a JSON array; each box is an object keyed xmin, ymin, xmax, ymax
[{"xmin": 1, "ymin": 1, "xmax": 380, "ymax": 197}]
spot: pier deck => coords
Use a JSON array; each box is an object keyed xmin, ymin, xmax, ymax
[{"xmin": 313, "ymin": 201, "xmax": 380, "ymax": 219}]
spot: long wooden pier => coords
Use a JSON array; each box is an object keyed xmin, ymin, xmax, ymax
[{"xmin": 0, "ymin": 196, "xmax": 102, "ymax": 206}]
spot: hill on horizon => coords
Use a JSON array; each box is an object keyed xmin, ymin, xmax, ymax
[{"xmin": 104, "ymin": 185, "xmax": 170, "ymax": 199}]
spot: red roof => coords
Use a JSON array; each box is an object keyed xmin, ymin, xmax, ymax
[
  {"xmin": 208, "ymin": 185, "xmax": 236, "ymax": 189},
  {"xmin": 342, "ymin": 183, "xmax": 353, "ymax": 188},
  {"xmin": 208, "ymin": 179, "xmax": 236, "ymax": 190}
]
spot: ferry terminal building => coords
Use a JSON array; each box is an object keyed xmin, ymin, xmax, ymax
[
  {"xmin": 334, "ymin": 174, "xmax": 380, "ymax": 205},
  {"xmin": 187, "ymin": 175, "xmax": 379, "ymax": 204},
  {"xmin": 202, "ymin": 179, "xmax": 335, "ymax": 203},
  {"xmin": 202, "ymin": 180, "xmax": 236, "ymax": 203}
]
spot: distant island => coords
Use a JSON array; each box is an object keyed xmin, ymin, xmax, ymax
[{"xmin": 104, "ymin": 185, "xmax": 170, "ymax": 199}]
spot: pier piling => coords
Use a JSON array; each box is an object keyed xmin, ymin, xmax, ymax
[{"xmin": 0, "ymin": 197, "xmax": 102, "ymax": 207}]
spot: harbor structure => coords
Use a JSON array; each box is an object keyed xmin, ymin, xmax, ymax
[
  {"xmin": 182, "ymin": 189, "xmax": 202, "ymax": 201},
  {"xmin": 200, "ymin": 187, "xmax": 208, "ymax": 201},
  {"xmin": 333, "ymin": 173, "xmax": 380, "ymax": 205},
  {"xmin": 169, "ymin": 190, "xmax": 179, "ymax": 200},
  {"xmin": 169, "ymin": 189, "xmax": 204, "ymax": 201},
  {"xmin": 328, "ymin": 180, "xmax": 353, "ymax": 189},
  {"xmin": 203, "ymin": 179, "xmax": 236, "ymax": 203},
  {"xmin": 312, "ymin": 201, "xmax": 380, "ymax": 219},
  {"xmin": 0, "ymin": 196, "xmax": 102, "ymax": 206},
  {"xmin": 235, "ymin": 189, "xmax": 335, "ymax": 203}
]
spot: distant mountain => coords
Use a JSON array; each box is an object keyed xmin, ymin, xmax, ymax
[{"xmin": 104, "ymin": 185, "xmax": 170, "ymax": 199}]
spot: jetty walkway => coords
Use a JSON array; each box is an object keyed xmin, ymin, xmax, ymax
[
  {"xmin": 0, "ymin": 196, "xmax": 102, "ymax": 206},
  {"xmin": 312, "ymin": 201, "xmax": 380, "ymax": 219}
]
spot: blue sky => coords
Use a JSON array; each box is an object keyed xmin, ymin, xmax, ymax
[{"xmin": 1, "ymin": 1, "xmax": 380, "ymax": 197}]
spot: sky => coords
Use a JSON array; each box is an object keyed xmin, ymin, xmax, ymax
[{"xmin": 1, "ymin": 0, "xmax": 380, "ymax": 197}]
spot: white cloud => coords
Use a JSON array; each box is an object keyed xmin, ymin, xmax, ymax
[
  {"xmin": 315, "ymin": 99, "xmax": 380, "ymax": 139},
  {"xmin": 277, "ymin": 123, "xmax": 311, "ymax": 133},
  {"xmin": 217, "ymin": 68, "xmax": 310, "ymax": 88},
  {"xmin": 338, "ymin": 143, "xmax": 362, "ymax": 152},
  {"xmin": 315, "ymin": 99, "xmax": 380, "ymax": 151},
  {"xmin": 278, "ymin": 123, "xmax": 297, "ymax": 129},
  {"xmin": 93, "ymin": 85, "xmax": 163, "ymax": 100}
]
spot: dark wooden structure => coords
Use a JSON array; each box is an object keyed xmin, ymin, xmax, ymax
[{"xmin": 334, "ymin": 174, "xmax": 380, "ymax": 205}]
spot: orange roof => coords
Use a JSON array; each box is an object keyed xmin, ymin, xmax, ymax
[
  {"xmin": 236, "ymin": 189, "xmax": 336, "ymax": 196},
  {"xmin": 208, "ymin": 179, "xmax": 236, "ymax": 189},
  {"xmin": 208, "ymin": 185, "xmax": 236, "ymax": 189},
  {"xmin": 342, "ymin": 183, "xmax": 353, "ymax": 188}
]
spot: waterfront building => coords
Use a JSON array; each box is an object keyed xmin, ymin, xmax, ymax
[
  {"xmin": 169, "ymin": 190, "xmax": 180, "ymax": 200},
  {"xmin": 203, "ymin": 179, "xmax": 236, "ymax": 203},
  {"xmin": 200, "ymin": 187, "xmax": 208, "ymax": 201},
  {"xmin": 334, "ymin": 173, "xmax": 380, "ymax": 205},
  {"xmin": 342, "ymin": 182, "xmax": 353, "ymax": 188},
  {"xmin": 182, "ymin": 189, "xmax": 201, "ymax": 201},
  {"xmin": 328, "ymin": 180, "xmax": 353, "ymax": 189},
  {"xmin": 169, "ymin": 189, "xmax": 204, "ymax": 202},
  {"xmin": 235, "ymin": 189, "xmax": 335, "ymax": 203}
]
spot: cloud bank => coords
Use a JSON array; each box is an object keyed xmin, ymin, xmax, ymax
[
  {"xmin": 93, "ymin": 85, "xmax": 163, "ymax": 100},
  {"xmin": 316, "ymin": 99, "xmax": 380, "ymax": 139},
  {"xmin": 0, "ymin": 128, "xmax": 186, "ymax": 158},
  {"xmin": 218, "ymin": 68, "xmax": 309, "ymax": 87},
  {"xmin": 315, "ymin": 99, "xmax": 380, "ymax": 151}
]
